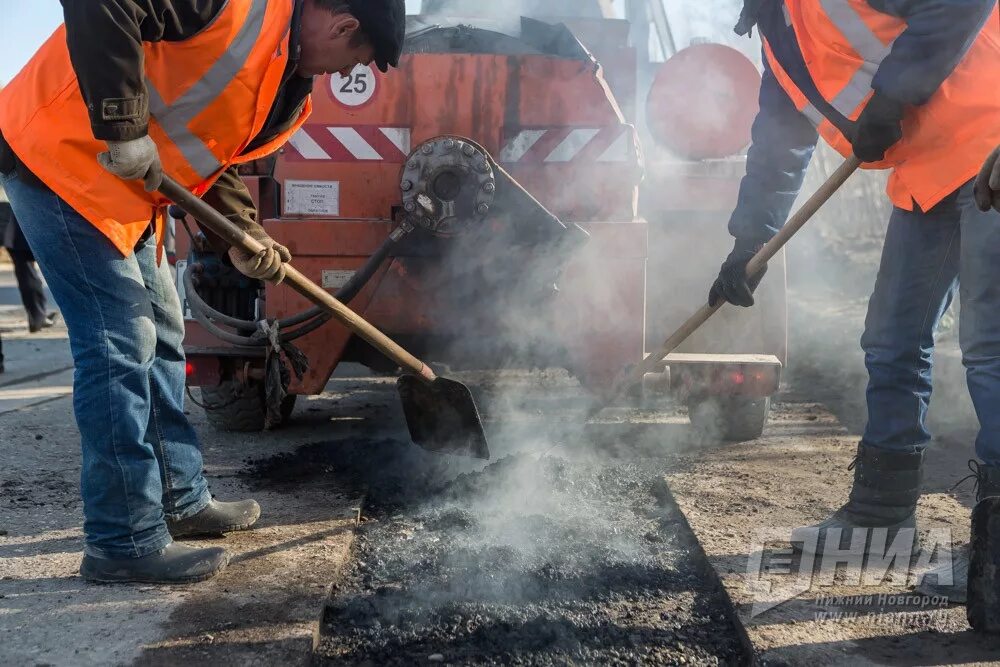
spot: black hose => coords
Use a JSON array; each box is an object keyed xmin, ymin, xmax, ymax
[
  {"xmin": 186, "ymin": 288, "xmax": 266, "ymax": 347},
  {"xmin": 184, "ymin": 232, "xmax": 399, "ymax": 346},
  {"xmin": 183, "ymin": 268, "xmax": 260, "ymax": 332},
  {"xmin": 338, "ymin": 235, "xmax": 397, "ymax": 303}
]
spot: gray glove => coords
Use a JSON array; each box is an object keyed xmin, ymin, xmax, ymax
[
  {"xmin": 975, "ymin": 146, "xmax": 1000, "ymax": 213},
  {"xmin": 97, "ymin": 136, "xmax": 163, "ymax": 192},
  {"xmin": 228, "ymin": 228, "xmax": 292, "ymax": 284}
]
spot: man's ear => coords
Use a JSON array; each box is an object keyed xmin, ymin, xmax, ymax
[{"xmin": 330, "ymin": 15, "xmax": 361, "ymax": 39}]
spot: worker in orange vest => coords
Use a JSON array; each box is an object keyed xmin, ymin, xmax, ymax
[
  {"xmin": 0, "ymin": 0, "xmax": 405, "ymax": 584},
  {"xmin": 710, "ymin": 0, "xmax": 1000, "ymax": 627}
]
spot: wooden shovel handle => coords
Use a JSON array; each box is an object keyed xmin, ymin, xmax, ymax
[{"xmin": 159, "ymin": 175, "xmax": 437, "ymax": 384}]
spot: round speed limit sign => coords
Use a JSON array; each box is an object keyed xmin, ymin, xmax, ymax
[{"xmin": 330, "ymin": 64, "xmax": 377, "ymax": 108}]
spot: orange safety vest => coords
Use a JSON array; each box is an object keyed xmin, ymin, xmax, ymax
[
  {"xmin": 763, "ymin": 1, "xmax": 1000, "ymax": 212},
  {"xmin": 0, "ymin": 0, "xmax": 312, "ymax": 256}
]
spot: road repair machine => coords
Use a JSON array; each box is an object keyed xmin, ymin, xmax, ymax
[{"xmin": 175, "ymin": 3, "xmax": 784, "ymax": 440}]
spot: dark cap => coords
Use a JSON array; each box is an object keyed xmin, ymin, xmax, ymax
[{"xmin": 346, "ymin": 0, "xmax": 406, "ymax": 73}]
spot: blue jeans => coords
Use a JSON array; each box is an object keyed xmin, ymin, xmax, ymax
[
  {"xmin": 862, "ymin": 180, "xmax": 1000, "ymax": 465},
  {"xmin": 2, "ymin": 170, "xmax": 210, "ymax": 559}
]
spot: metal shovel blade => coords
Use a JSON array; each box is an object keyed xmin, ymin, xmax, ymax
[{"xmin": 397, "ymin": 375, "xmax": 490, "ymax": 460}]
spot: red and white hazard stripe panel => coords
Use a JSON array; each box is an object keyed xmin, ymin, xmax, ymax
[
  {"xmin": 499, "ymin": 125, "xmax": 633, "ymax": 164},
  {"xmin": 286, "ymin": 125, "xmax": 411, "ymax": 162}
]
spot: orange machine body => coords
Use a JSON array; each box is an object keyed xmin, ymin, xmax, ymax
[
  {"xmin": 181, "ymin": 36, "xmax": 647, "ymax": 394},
  {"xmin": 180, "ymin": 14, "xmax": 783, "ymax": 418}
]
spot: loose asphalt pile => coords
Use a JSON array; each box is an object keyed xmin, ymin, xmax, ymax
[{"xmin": 246, "ymin": 436, "xmax": 746, "ymax": 666}]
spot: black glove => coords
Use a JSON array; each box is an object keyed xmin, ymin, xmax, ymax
[
  {"xmin": 851, "ymin": 93, "xmax": 905, "ymax": 163},
  {"xmin": 974, "ymin": 145, "xmax": 1000, "ymax": 213},
  {"xmin": 734, "ymin": 0, "xmax": 768, "ymax": 36},
  {"xmin": 708, "ymin": 238, "xmax": 768, "ymax": 308}
]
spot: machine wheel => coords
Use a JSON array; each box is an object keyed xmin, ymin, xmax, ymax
[
  {"xmin": 687, "ymin": 396, "xmax": 771, "ymax": 442},
  {"xmin": 199, "ymin": 381, "xmax": 297, "ymax": 432}
]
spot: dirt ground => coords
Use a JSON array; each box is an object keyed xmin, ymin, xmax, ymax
[
  {"xmin": 0, "ymin": 272, "xmax": 369, "ymax": 666},
  {"xmin": 0, "ymin": 387, "xmax": 365, "ymax": 666},
  {"xmin": 665, "ymin": 398, "xmax": 999, "ymax": 665}
]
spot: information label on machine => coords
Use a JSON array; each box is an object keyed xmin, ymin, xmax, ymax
[
  {"xmin": 330, "ymin": 64, "xmax": 377, "ymax": 108},
  {"xmin": 322, "ymin": 270, "xmax": 357, "ymax": 290},
  {"xmin": 284, "ymin": 180, "xmax": 341, "ymax": 217}
]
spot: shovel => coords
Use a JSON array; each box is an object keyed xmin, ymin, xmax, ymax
[
  {"xmin": 593, "ymin": 156, "xmax": 863, "ymax": 415},
  {"xmin": 159, "ymin": 175, "xmax": 491, "ymax": 460}
]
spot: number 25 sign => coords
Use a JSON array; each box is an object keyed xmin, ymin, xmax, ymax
[{"xmin": 329, "ymin": 65, "xmax": 378, "ymax": 108}]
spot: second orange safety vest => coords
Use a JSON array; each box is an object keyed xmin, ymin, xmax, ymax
[
  {"xmin": 764, "ymin": 0, "xmax": 1000, "ymax": 212},
  {"xmin": 0, "ymin": 0, "xmax": 312, "ymax": 255}
]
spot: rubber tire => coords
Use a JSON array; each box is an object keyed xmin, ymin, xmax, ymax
[
  {"xmin": 687, "ymin": 396, "xmax": 771, "ymax": 442},
  {"xmin": 199, "ymin": 381, "xmax": 297, "ymax": 432}
]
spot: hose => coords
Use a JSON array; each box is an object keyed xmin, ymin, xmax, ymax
[{"xmin": 184, "ymin": 232, "xmax": 399, "ymax": 347}]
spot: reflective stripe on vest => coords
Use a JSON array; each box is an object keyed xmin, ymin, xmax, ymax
[
  {"xmin": 0, "ymin": 0, "xmax": 308, "ymax": 256},
  {"xmin": 818, "ymin": 0, "xmax": 895, "ymax": 119},
  {"xmin": 147, "ymin": 0, "xmax": 268, "ymax": 179},
  {"xmin": 802, "ymin": 103, "xmax": 825, "ymax": 126},
  {"xmin": 763, "ymin": 1, "xmax": 1000, "ymax": 212}
]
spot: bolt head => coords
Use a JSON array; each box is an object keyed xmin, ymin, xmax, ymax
[
  {"xmin": 407, "ymin": 160, "xmax": 418, "ymax": 169},
  {"xmin": 401, "ymin": 180, "xmax": 413, "ymax": 191},
  {"xmin": 483, "ymin": 182, "xmax": 496, "ymax": 194},
  {"xmin": 422, "ymin": 144, "xmax": 434, "ymax": 155},
  {"xmin": 462, "ymin": 144, "xmax": 476, "ymax": 157},
  {"xmin": 477, "ymin": 203, "xmax": 490, "ymax": 215},
  {"xmin": 404, "ymin": 201, "xmax": 416, "ymax": 212},
  {"xmin": 477, "ymin": 161, "xmax": 489, "ymax": 173},
  {"xmin": 443, "ymin": 139, "xmax": 456, "ymax": 150}
]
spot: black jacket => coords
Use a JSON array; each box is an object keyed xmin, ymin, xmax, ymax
[{"xmin": 0, "ymin": 0, "xmax": 313, "ymax": 243}]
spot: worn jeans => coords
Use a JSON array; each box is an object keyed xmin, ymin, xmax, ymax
[
  {"xmin": 862, "ymin": 180, "xmax": 1000, "ymax": 465},
  {"xmin": 1, "ymin": 170, "xmax": 210, "ymax": 558}
]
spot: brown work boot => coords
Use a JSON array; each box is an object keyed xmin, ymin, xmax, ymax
[
  {"xmin": 167, "ymin": 498, "xmax": 261, "ymax": 538},
  {"xmin": 967, "ymin": 462, "xmax": 1000, "ymax": 632},
  {"xmin": 791, "ymin": 442, "xmax": 922, "ymax": 554}
]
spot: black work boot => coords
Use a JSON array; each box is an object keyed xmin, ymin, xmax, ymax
[
  {"xmin": 167, "ymin": 498, "xmax": 261, "ymax": 538},
  {"xmin": 80, "ymin": 543, "xmax": 228, "ymax": 584},
  {"xmin": 792, "ymin": 442, "xmax": 922, "ymax": 553},
  {"xmin": 968, "ymin": 463, "xmax": 1000, "ymax": 632},
  {"xmin": 916, "ymin": 461, "xmax": 1000, "ymax": 605}
]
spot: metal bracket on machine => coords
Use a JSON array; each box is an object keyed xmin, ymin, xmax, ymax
[
  {"xmin": 399, "ymin": 136, "xmax": 496, "ymax": 238},
  {"xmin": 399, "ymin": 135, "xmax": 590, "ymax": 254}
]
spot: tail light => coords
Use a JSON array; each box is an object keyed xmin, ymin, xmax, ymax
[
  {"xmin": 672, "ymin": 360, "xmax": 781, "ymax": 400},
  {"xmin": 184, "ymin": 356, "xmax": 222, "ymax": 387}
]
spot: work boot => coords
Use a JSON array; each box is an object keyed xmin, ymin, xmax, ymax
[
  {"xmin": 167, "ymin": 498, "xmax": 261, "ymax": 538},
  {"xmin": 791, "ymin": 442, "xmax": 922, "ymax": 554},
  {"xmin": 80, "ymin": 543, "xmax": 228, "ymax": 584},
  {"xmin": 967, "ymin": 462, "xmax": 1000, "ymax": 632},
  {"xmin": 916, "ymin": 462, "xmax": 1000, "ymax": 605}
]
